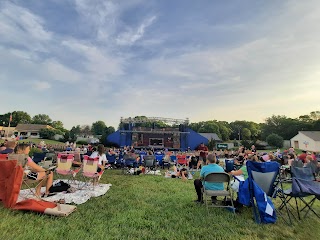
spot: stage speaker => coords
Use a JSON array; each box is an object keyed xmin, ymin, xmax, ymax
[{"xmin": 179, "ymin": 124, "xmax": 186, "ymax": 132}]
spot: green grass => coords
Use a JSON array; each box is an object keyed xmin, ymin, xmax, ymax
[
  {"xmin": 0, "ymin": 138, "xmax": 64, "ymax": 145},
  {"xmin": 1, "ymin": 170, "xmax": 320, "ymax": 240}
]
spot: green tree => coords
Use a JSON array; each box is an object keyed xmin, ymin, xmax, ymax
[
  {"xmin": 80, "ymin": 125, "xmax": 92, "ymax": 136},
  {"xmin": 39, "ymin": 128, "xmax": 57, "ymax": 140},
  {"xmin": 51, "ymin": 120, "xmax": 65, "ymax": 131},
  {"xmin": 266, "ymin": 133, "xmax": 284, "ymax": 148},
  {"xmin": 0, "ymin": 111, "xmax": 32, "ymax": 127},
  {"xmin": 32, "ymin": 114, "xmax": 52, "ymax": 125},
  {"xmin": 92, "ymin": 121, "xmax": 107, "ymax": 135},
  {"xmin": 241, "ymin": 128, "xmax": 251, "ymax": 140},
  {"xmin": 70, "ymin": 125, "xmax": 81, "ymax": 142},
  {"xmin": 100, "ymin": 126, "xmax": 116, "ymax": 146}
]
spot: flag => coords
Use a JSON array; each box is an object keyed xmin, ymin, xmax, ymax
[{"xmin": 9, "ymin": 113, "xmax": 12, "ymax": 123}]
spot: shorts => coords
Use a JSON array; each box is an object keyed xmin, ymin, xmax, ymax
[
  {"xmin": 199, "ymin": 156, "xmax": 206, "ymax": 162},
  {"xmin": 27, "ymin": 172, "xmax": 38, "ymax": 180}
]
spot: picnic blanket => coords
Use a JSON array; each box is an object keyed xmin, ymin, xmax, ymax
[{"xmin": 19, "ymin": 179, "xmax": 112, "ymax": 205}]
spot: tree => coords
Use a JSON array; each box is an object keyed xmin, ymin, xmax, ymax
[
  {"xmin": 266, "ymin": 133, "xmax": 284, "ymax": 148},
  {"xmin": 92, "ymin": 121, "xmax": 107, "ymax": 135},
  {"xmin": 241, "ymin": 128, "xmax": 251, "ymax": 140},
  {"xmin": 39, "ymin": 128, "xmax": 56, "ymax": 140},
  {"xmin": 0, "ymin": 111, "xmax": 31, "ymax": 127},
  {"xmin": 100, "ymin": 126, "xmax": 116, "ymax": 146},
  {"xmin": 51, "ymin": 120, "xmax": 65, "ymax": 131},
  {"xmin": 69, "ymin": 125, "xmax": 81, "ymax": 142},
  {"xmin": 32, "ymin": 114, "xmax": 52, "ymax": 125},
  {"xmin": 80, "ymin": 125, "xmax": 92, "ymax": 137}
]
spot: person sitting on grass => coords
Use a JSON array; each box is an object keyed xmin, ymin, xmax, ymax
[
  {"xmin": 165, "ymin": 166, "xmax": 188, "ymax": 180},
  {"xmin": 14, "ymin": 143, "xmax": 54, "ymax": 198},
  {"xmin": 193, "ymin": 153, "xmax": 224, "ymax": 204}
]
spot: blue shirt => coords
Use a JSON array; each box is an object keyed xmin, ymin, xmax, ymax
[{"xmin": 200, "ymin": 163, "xmax": 224, "ymax": 190}]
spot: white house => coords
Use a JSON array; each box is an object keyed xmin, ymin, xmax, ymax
[{"xmin": 290, "ymin": 131, "xmax": 320, "ymax": 152}]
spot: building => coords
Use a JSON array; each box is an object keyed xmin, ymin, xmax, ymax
[
  {"xmin": 198, "ymin": 133, "xmax": 221, "ymax": 142},
  {"xmin": 290, "ymin": 131, "xmax": 320, "ymax": 152},
  {"xmin": 0, "ymin": 126, "xmax": 16, "ymax": 139},
  {"xmin": 15, "ymin": 124, "xmax": 53, "ymax": 139}
]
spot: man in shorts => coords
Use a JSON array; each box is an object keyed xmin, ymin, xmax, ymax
[{"xmin": 196, "ymin": 143, "xmax": 208, "ymax": 170}]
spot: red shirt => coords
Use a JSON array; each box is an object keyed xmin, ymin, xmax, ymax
[{"xmin": 197, "ymin": 145, "xmax": 208, "ymax": 157}]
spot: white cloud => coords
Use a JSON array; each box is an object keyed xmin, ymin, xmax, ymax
[
  {"xmin": 116, "ymin": 16, "xmax": 157, "ymax": 45},
  {"xmin": 33, "ymin": 81, "xmax": 51, "ymax": 90},
  {"xmin": 0, "ymin": 2, "xmax": 52, "ymax": 51}
]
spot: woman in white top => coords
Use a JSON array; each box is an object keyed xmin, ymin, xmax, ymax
[{"xmin": 90, "ymin": 144, "xmax": 107, "ymax": 172}]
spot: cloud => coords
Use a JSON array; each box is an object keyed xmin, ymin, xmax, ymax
[
  {"xmin": 1, "ymin": 0, "xmax": 320, "ymax": 129},
  {"xmin": 116, "ymin": 16, "xmax": 157, "ymax": 45},
  {"xmin": 33, "ymin": 81, "xmax": 51, "ymax": 90},
  {"xmin": 0, "ymin": 2, "xmax": 52, "ymax": 51}
]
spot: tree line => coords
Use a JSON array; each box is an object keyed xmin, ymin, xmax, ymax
[
  {"xmin": 0, "ymin": 111, "xmax": 115, "ymax": 144},
  {"xmin": 1, "ymin": 111, "xmax": 320, "ymax": 147}
]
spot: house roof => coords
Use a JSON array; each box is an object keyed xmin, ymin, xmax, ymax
[
  {"xmin": 198, "ymin": 133, "xmax": 221, "ymax": 141},
  {"xmin": 15, "ymin": 124, "xmax": 52, "ymax": 132},
  {"xmin": 299, "ymin": 131, "xmax": 320, "ymax": 141}
]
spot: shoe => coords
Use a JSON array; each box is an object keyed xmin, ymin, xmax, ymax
[{"xmin": 194, "ymin": 200, "xmax": 204, "ymax": 204}]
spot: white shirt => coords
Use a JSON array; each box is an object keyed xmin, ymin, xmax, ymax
[{"xmin": 90, "ymin": 151, "xmax": 107, "ymax": 165}]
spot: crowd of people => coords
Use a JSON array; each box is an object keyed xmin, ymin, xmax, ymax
[{"xmin": 1, "ymin": 139, "xmax": 319, "ymax": 204}]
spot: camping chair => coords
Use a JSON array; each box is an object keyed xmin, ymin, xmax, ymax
[
  {"xmin": 0, "ymin": 154, "xmax": 8, "ymax": 160},
  {"xmin": 225, "ymin": 159, "xmax": 235, "ymax": 172},
  {"xmin": 143, "ymin": 155, "xmax": 157, "ymax": 174},
  {"xmin": 106, "ymin": 153, "xmax": 117, "ymax": 168},
  {"xmin": 246, "ymin": 161, "xmax": 291, "ymax": 224},
  {"xmin": 155, "ymin": 154, "xmax": 164, "ymax": 167},
  {"xmin": 32, "ymin": 152, "xmax": 46, "ymax": 164},
  {"xmin": 280, "ymin": 166, "xmax": 319, "ymax": 220},
  {"xmin": 162, "ymin": 154, "xmax": 171, "ymax": 169},
  {"xmin": 170, "ymin": 155, "xmax": 177, "ymax": 165},
  {"xmin": 176, "ymin": 154, "xmax": 188, "ymax": 168},
  {"xmin": 56, "ymin": 154, "xmax": 79, "ymax": 185},
  {"xmin": 81, "ymin": 156, "xmax": 103, "ymax": 190},
  {"xmin": 122, "ymin": 155, "xmax": 138, "ymax": 174},
  {"xmin": 291, "ymin": 160, "xmax": 304, "ymax": 168},
  {"xmin": 202, "ymin": 172, "xmax": 235, "ymax": 215},
  {"xmin": 8, "ymin": 154, "xmax": 49, "ymax": 200}
]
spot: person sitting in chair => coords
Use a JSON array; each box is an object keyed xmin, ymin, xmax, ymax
[
  {"xmin": 193, "ymin": 153, "xmax": 224, "ymax": 204},
  {"xmin": 14, "ymin": 143, "xmax": 54, "ymax": 198},
  {"xmin": 90, "ymin": 144, "xmax": 107, "ymax": 172}
]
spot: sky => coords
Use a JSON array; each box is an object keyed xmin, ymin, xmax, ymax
[{"xmin": 1, "ymin": 0, "xmax": 320, "ymax": 129}]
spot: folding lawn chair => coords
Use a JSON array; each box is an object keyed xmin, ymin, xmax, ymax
[
  {"xmin": 143, "ymin": 155, "xmax": 157, "ymax": 174},
  {"xmin": 0, "ymin": 154, "xmax": 8, "ymax": 160},
  {"xmin": 8, "ymin": 154, "xmax": 49, "ymax": 200},
  {"xmin": 56, "ymin": 154, "xmax": 80, "ymax": 185},
  {"xmin": 122, "ymin": 155, "xmax": 138, "ymax": 174},
  {"xmin": 32, "ymin": 152, "xmax": 46, "ymax": 164},
  {"xmin": 202, "ymin": 172, "xmax": 235, "ymax": 215},
  {"xmin": 81, "ymin": 156, "xmax": 103, "ymax": 190},
  {"xmin": 280, "ymin": 166, "xmax": 319, "ymax": 220},
  {"xmin": 246, "ymin": 161, "xmax": 291, "ymax": 224},
  {"xmin": 176, "ymin": 154, "xmax": 188, "ymax": 168}
]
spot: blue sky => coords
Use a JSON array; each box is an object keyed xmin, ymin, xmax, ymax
[{"xmin": 1, "ymin": 0, "xmax": 320, "ymax": 129}]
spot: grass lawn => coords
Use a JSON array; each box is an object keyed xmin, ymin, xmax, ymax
[
  {"xmin": 0, "ymin": 138, "xmax": 64, "ymax": 145},
  {"xmin": 0, "ymin": 170, "xmax": 320, "ymax": 240}
]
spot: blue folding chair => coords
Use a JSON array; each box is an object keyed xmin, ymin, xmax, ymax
[{"xmin": 246, "ymin": 161, "xmax": 291, "ymax": 224}]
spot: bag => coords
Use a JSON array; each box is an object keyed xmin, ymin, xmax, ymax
[{"xmin": 49, "ymin": 181, "xmax": 71, "ymax": 193}]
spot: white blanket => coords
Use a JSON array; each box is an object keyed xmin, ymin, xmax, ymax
[{"xmin": 19, "ymin": 179, "xmax": 112, "ymax": 205}]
